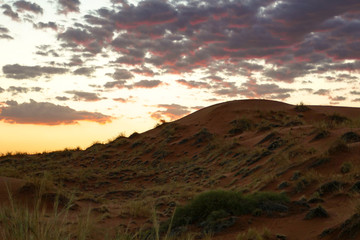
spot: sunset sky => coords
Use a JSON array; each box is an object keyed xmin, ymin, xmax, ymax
[{"xmin": 1, "ymin": 0, "xmax": 360, "ymax": 154}]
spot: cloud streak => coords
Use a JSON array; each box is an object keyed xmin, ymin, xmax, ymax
[
  {"xmin": 0, "ymin": 100, "xmax": 111, "ymax": 125},
  {"xmin": 151, "ymin": 104, "xmax": 190, "ymax": 121},
  {"xmin": 2, "ymin": 64, "xmax": 68, "ymax": 79}
]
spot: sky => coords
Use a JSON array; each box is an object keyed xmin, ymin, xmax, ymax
[{"xmin": 0, "ymin": 0, "xmax": 360, "ymax": 154}]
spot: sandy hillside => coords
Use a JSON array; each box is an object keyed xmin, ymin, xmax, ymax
[{"xmin": 1, "ymin": 99, "xmax": 360, "ymax": 239}]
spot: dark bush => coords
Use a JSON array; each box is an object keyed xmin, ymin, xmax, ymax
[
  {"xmin": 341, "ymin": 132, "xmax": 360, "ymax": 143},
  {"xmin": 317, "ymin": 181, "xmax": 344, "ymax": 196},
  {"xmin": 129, "ymin": 132, "xmax": 140, "ymax": 139},
  {"xmin": 305, "ymin": 205, "xmax": 329, "ymax": 220},
  {"xmin": 327, "ymin": 113, "xmax": 350, "ymax": 125},
  {"xmin": 229, "ymin": 118, "xmax": 252, "ymax": 135},
  {"xmin": 337, "ymin": 214, "xmax": 360, "ymax": 239},
  {"xmin": 308, "ymin": 157, "xmax": 330, "ymax": 168},
  {"xmin": 311, "ymin": 129, "xmax": 330, "ymax": 142},
  {"xmin": 193, "ymin": 128, "xmax": 214, "ymax": 144},
  {"xmin": 341, "ymin": 162, "xmax": 352, "ymax": 174},
  {"xmin": 294, "ymin": 103, "xmax": 310, "ymax": 112},
  {"xmin": 171, "ymin": 190, "xmax": 289, "ymax": 229},
  {"xmin": 350, "ymin": 181, "xmax": 360, "ymax": 193}
]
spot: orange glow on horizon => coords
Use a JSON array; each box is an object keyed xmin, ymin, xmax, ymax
[{"xmin": 0, "ymin": 118, "xmax": 152, "ymax": 154}]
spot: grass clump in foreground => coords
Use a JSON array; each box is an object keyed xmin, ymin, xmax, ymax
[
  {"xmin": 0, "ymin": 192, "xmax": 75, "ymax": 240},
  {"xmin": 0, "ymin": 179, "xmax": 94, "ymax": 240},
  {"xmin": 169, "ymin": 190, "xmax": 289, "ymax": 231}
]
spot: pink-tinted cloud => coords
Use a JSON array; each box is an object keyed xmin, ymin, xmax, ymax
[
  {"xmin": 314, "ymin": 89, "xmax": 330, "ymax": 96},
  {"xmin": 0, "ymin": 100, "xmax": 111, "ymax": 125},
  {"xmin": 176, "ymin": 79, "xmax": 211, "ymax": 89},
  {"xmin": 1, "ymin": 4, "xmax": 20, "ymax": 21},
  {"xmin": 58, "ymin": 28, "xmax": 93, "ymax": 47},
  {"xmin": 150, "ymin": 104, "xmax": 190, "ymax": 121},
  {"xmin": 34, "ymin": 22, "xmax": 58, "ymax": 31},
  {"xmin": 113, "ymin": 98, "xmax": 126, "ymax": 103},
  {"xmin": 58, "ymin": 0, "xmax": 80, "ymax": 14},
  {"xmin": 23, "ymin": 0, "xmax": 360, "ymax": 101},
  {"xmin": 14, "ymin": 1, "xmax": 43, "ymax": 14},
  {"xmin": 113, "ymin": 97, "xmax": 135, "ymax": 103},
  {"xmin": 215, "ymin": 78, "xmax": 294, "ymax": 99},
  {"xmin": 65, "ymin": 91, "xmax": 101, "ymax": 102},
  {"xmin": 133, "ymin": 80, "xmax": 162, "ymax": 89},
  {"xmin": 2, "ymin": 64, "xmax": 68, "ymax": 79},
  {"xmin": 0, "ymin": 26, "xmax": 13, "ymax": 39}
]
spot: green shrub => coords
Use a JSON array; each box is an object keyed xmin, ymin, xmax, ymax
[
  {"xmin": 171, "ymin": 190, "xmax": 289, "ymax": 229},
  {"xmin": 229, "ymin": 118, "xmax": 253, "ymax": 135}
]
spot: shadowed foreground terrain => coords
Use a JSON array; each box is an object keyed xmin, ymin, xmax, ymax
[{"xmin": 1, "ymin": 99, "xmax": 360, "ymax": 239}]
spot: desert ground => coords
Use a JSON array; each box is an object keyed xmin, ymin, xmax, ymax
[{"xmin": 1, "ymin": 99, "xmax": 360, "ymax": 239}]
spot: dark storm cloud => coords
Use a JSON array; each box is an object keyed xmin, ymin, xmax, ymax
[
  {"xmin": 58, "ymin": 0, "xmax": 80, "ymax": 14},
  {"xmin": 1, "ymin": 4, "xmax": 20, "ymax": 21},
  {"xmin": 0, "ymin": 99, "xmax": 111, "ymax": 125},
  {"xmin": 151, "ymin": 104, "xmax": 190, "ymax": 121},
  {"xmin": 65, "ymin": 91, "xmax": 101, "ymax": 102},
  {"xmin": 73, "ymin": 67, "xmax": 95, "ymax": 76},
  {"xmin": 13, "ymin": 1, "xmax": 43, "ymax": 14},
  {"xmin": 2, "ymin": 64, "xmax": 68, "ymax": 79}
]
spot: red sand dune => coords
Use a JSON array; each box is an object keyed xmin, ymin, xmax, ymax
[{"xmin": 1, "ymin": 99, "xmax": 360, "ymax": 239}]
